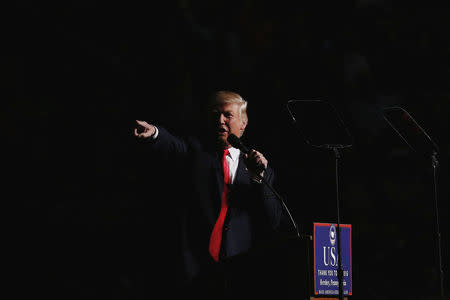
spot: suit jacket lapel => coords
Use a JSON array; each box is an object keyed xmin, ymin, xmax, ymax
[
  {"xmin": 207, "ymin": 151, "xmax": 224, "ymax": 225},
  {"xmin": 235, "ymin": 152, "xmax": 250, "ymax": 186}
]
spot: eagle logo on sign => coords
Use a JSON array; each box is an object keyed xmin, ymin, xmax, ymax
[{"xmin": 329, "ymin": 224, "xmax": 336, "ymax": 246}]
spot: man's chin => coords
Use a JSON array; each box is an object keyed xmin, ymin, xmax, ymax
[{"xmin": 216, "ymin": 133, "xmax": 228, "ymax": 146}]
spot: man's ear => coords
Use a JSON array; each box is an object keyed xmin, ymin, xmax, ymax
[{"xmin": 240, "ymin": 119, "xmax": 248, "ymax": 132}]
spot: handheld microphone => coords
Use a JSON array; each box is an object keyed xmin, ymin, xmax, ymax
[
  {"xmin": 228, "ymin": 133, "xmax": 267, "ymax": 171},
  {"xmin": 227, "ymin": 134, "xmax": 250, "ymax": 154}
]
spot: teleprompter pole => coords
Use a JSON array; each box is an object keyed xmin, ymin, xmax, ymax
[{"xmin": 333, "ymin": 147, "xmax": 344, "ymax": 300}]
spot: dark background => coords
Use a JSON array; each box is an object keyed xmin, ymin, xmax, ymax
[{"xmin": 6, "ymin": 1, "xmax": 449, "ymax": 299}]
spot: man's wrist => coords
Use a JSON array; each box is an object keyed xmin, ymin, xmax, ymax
[{"xmin": 151, "ymin": 125, "xmax": 159, "ymax": 139}]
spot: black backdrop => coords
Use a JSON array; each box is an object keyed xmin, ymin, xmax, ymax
[{"xmin": 6, "ymin": 1, "xmax": 449, "ymax": 299}]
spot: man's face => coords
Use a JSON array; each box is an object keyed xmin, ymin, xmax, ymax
[{"xmin": 211, "ymin": 102, "xmax": 247, "ymax": 148}]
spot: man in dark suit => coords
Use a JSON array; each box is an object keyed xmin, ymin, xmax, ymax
[{"xmin": 133, "ymin": 91, "xmax": 289, "ymax": 298}]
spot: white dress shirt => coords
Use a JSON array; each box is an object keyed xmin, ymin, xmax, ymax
[
  {"xmin": 151, "ymin": 126, "xmax": 261, "ymax": 183},
  {"xmin": 225, "ymin": 147, "xmax": 240, "ymax": 184}
]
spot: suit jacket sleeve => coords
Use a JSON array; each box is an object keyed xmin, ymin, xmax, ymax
[
  {"xmin": 145, "ymin": 126, "xmax": 190, "ymax": 160},
  {"xmin": 253, "ymin": 165, "xmax": 284, "ymax": 231}
]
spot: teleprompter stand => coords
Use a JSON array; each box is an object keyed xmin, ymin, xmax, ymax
[
  {"xmin": 287, "ymin": 100, "xmax": 353, "ymax": 300},
  {"xmin": 383, "ymin": 107, "xmax": 444, "ymax": 298}
]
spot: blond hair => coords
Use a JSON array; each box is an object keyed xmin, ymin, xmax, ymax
[{"xmin": 212, "ymin": 90, "xmax": 248, "ymax": 124}]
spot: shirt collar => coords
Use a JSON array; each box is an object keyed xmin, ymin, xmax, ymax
[{"xmin": 227, "ymin": 147, "xmax": 240, "ymax": 162}]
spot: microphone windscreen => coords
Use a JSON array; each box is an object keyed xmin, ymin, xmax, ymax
[
  {"xmin": 227, "ymin": 134, "xmax": 249, "ymax": 153},
  {"xmin": 227, "ymin": 134, "xmax": 241, "ymax": 148}
]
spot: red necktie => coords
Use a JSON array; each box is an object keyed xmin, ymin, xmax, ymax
[{"xmin": 209, "ymin": 149, "xmax": 231, "ymax": 262}]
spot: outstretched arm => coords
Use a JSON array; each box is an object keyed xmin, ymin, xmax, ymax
[{"xmin": 133, "ymin": 120, "xmax": 189, "ymax": 158}]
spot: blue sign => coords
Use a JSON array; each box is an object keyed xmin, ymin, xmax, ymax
[{"xmin": 313, "ymin": 222, "xmax": 352, "ymax": 296}]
